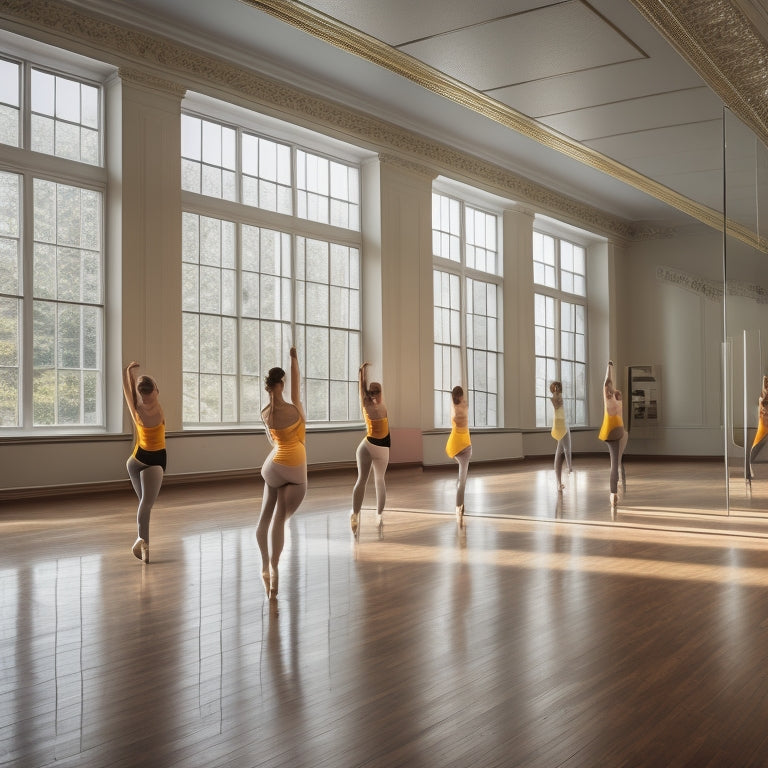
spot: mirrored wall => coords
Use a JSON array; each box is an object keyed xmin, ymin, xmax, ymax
[
  {"xmin": 614, "ymin": 106, "xmax": 768, "ymax": 522},
  {"xmin": 724, "ymin": 108, "xmax": 768, "ymax": 516}
]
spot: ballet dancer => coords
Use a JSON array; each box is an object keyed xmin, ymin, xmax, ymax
[
  {"xmin": 749, "ymin": 375, "xmax": 768, "ymax": 480},
  {"xmin": 350, "ymin": 362, "xmax": 390, "ymax": 535},
  {"xmin": 122, "ymin": 361, "xmax": 166, "ymax": 564},
  {"xmin": 257, "ymin": 347, "xmax": 307, "ymax": 601},
  {"xmin": 446, "ymin": 385, "xmax": 472, "ymax": 526},
  {"xmin": 549, "ymin": 381, "xmax": 572, "ymax": 491},
  {"xmin": 598, "ymin": 360, "xmax": 628, "ymax": 509}
]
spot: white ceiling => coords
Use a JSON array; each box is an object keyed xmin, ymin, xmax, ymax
[{"xmin": 66, "ymin": 0, "xmax": 757, "ymax": 227}]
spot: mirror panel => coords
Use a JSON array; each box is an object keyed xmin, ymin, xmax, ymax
[{"xmin": 724, "ymin": 108, "xmax": 768, "ymax": 515}]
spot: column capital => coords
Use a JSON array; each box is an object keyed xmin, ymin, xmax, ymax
[{"xmin": 118, "ymin": 68, "xmax": 187, "ymax": 100}]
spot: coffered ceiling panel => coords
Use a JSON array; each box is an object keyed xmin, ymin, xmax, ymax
[
  {"xmin": 297, "ymin": 0, "xmax": 555, "ymax": 46},
  {"xmin": 545, "ymin": 86, "xmax": 722, "ymax": 141},
  {"xmin": 496, "ymin": 56, "xmax": 705, "ymax": 119},
  {"xmin": 398, "ymin": 2, "xmax": 642, "ymax": 91},
  {"xmin": 588, "ymin": 120, "xmax": 724, "ymax": 207}
]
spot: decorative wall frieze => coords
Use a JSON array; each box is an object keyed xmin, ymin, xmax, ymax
[
  {"xmin": 628, "ymin": 223, "xmax": 677, "ymax": 240},
  {"xmin": 657, "ymin": 266, "xmax": 724, "ymax": 301},
  {"xmin": 726, "ymin": 280, "xmax": 768, "ymax": 304},
  {"xmin": 657, "ymin": 265, "xmax": 768, "ymax": 303}
]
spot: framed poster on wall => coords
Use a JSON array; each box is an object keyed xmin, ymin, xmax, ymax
[{"xmin": 626, "ymin": 365, "xmax": 660, "ymax": 436}]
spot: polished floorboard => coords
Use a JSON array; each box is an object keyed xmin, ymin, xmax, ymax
[{"xmin": 5, "ymin": 458, "xmax": 768, "ymax": 767}]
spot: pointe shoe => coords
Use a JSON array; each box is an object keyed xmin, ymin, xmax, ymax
[
  {"xmin": 375, "ymin": 513, "xmax": 383, "ymax": 528},
  {"xmin": 456, "ymin": 504, "xmax": 465, "ymax": 527},
  {"xmin": 261, "ymin": 571, "xmax": 271, "ymax": 598},
  {"xmin": 350, "ymin": 510, "xmax": 359, "ymax": 536},
  {"xmin": 610, "ymin": 492, "xmax": 617, "ymax": 508},
  {"xmin": 269, "ymin": 568, "xmax": 278, "ymax": 600},
  {"xmin": 132, "ymin": 538, "xmax": 149, "ymax": 563}
]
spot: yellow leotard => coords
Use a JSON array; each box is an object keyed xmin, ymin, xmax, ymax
[
  {"xmin": 446, "ymin": 420, "xmax": 471, "ymax": 459},
  {"xmin": 364, "ymin": 412, "xmax": 389, "ymax": 440},
  {"xmin": 551, "ymin": 406, "xmax": 567, "ymax": 441},
  {"xmin": 133, "ymin": 420, "xmax": 165, "ymax": 452},
  {"xmin": 131, "ymin": 419, "xmax": 166, "ymax": 469},
  {"xmin": 753, "ymin": 419, "xmax": 768, "ymax": 449},
  {"xmin": 269, "ymin": 418, "xmax": 306, "ymax": 466},
  {"xmin": 599, "ymin": 410, "xmax": 624, "ymax": 442}
]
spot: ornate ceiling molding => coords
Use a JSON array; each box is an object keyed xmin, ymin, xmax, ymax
[{"xmin": 628, "ymin": 0, "xmax": 768, "ymax": 147}]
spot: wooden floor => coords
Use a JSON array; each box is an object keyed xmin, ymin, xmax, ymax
[{"xmin": 6, "ymin": 458, "xmax": 768, "ymax": 767}]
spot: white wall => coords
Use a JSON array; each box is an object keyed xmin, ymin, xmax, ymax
[{"xmin": 619, "ymin": 226, "xmax": 725, "ymax": 456}]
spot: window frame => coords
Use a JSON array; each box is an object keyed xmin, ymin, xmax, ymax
[
  {"xmin": 533, "ymin": 227, "xmax": 589, "ymax": 428},
  {"xmin": 432, "ymin": 185, "xmax": 503, "ymax": 429},
  {"xmin": 180, "ymin": 96, "xmax": 370, "ymax": 428},
  {"xmin": 0, "ymin": 43, "xmax": 109, "ymax": 436}
]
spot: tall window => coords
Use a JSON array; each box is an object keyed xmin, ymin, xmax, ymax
[
  {"xmin": 181, "ymin": 106, "xmax": 362, "ymax": 425},
  {"xmin": 0, "ymin": 54, "xmax": 105, "ymax": 431},
  {"xmin": 533, "ymin": 231, "xmax": 587, "ymax": 427},
  {"xmin": 432, "ymin": 191, "xmax": 501, "ymax": 428}
]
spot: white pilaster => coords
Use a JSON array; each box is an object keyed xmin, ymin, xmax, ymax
[{"xmin": 119, "ymin": 70, "xmax": 185, "ymax": 431}]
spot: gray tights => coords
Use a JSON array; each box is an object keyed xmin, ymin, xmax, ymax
[
  {"xmin": 126, "ymin": 456, "xmax": 164, "ymax": 543},
  {"xmin": 454, "ymin": 446, "xmax": 472, "ymax": 508},
  {"xmin": 256, "ymin": 480, "xmax": 306, "ymax": 576},
  {"xmin": 606, "ymin": 433, "xmax": 629, "ymax": 493},
  {"xmin": 554, "ymin": 431, "xmax": 572, "ymax": 485},
  {"xmin": 353, "ymin": 439, "xmax": 389, "ymax": 516}
]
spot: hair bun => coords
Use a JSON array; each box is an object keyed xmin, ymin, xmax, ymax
[{"xmin": 265, "ymin": 367, "xmax": 285, "ymax": 391}]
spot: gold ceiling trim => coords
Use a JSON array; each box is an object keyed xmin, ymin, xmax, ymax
[{"xmin": 243, "ymin": 0, "xmax": 724, "ymax": 231}]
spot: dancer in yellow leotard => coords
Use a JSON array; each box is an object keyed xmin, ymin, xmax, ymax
[
  {"xmin": 446, "ymin": 385, "xmax": 472, "ymax": 527},
  {"xmin": 258, "ymin": 347, "xmax": 307, "ymax": 601},
  {"xmin": 123, "ymin": 361, "xmax": 166, "ymax": 564},
  {"xmin": 549, "ymin": 381, "xmax": 572, "ymax": 491},
  {"xmin": 598, "ymin": 361, "xmax": 628, "ymax": 509},
  {"xmin": 350, "ymin": 362, "xmax": 390, "ymax": 536},
  {"xmin": 749, "ymin": 376, "xmax": 768, "ymax": 480}
]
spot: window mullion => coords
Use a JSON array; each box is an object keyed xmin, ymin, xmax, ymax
[
  {"xmin": 235, "ymin": 221, "xmax": 243, "ymax": 422},
  {"xmin": 22, "ymin": 62, "xmax": 30, "ymax": 154},
  {"xmin": 21, "ymin": 171, "xmax": 34, "ymax": 430},
  {"xmin": 459, "ymin": 201, "xmax": 468, "ymax": 383}
]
